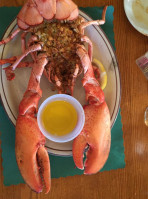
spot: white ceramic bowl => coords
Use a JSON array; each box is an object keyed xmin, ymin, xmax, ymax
[
  {"xmin": 124, "ymin": 0, "xmax": 148, "ymax": 36},
  {"xmin": 37, "ymin": 94, "xmax": 85, "ymax": 143}
]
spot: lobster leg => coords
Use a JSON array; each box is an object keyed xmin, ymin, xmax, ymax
[
  {"xmin": 27, "ymin": 35, "xmax": 38, "ymax": 61},
  {"xmin": 0, "ymin": 28, "xmax": 21, "ymax": 45},
  {"xmin": 0, "ymin": 56, "xmax": 33, "ymax": 69},
  {"xmin": 79, "ymin": 6, "xmax": 107, "ymax": 34},
  {"xmin": 0, "ymin": 36, "xmax": 38, "ymax": 67},
  {"xmin": 43, "ymin": 63, "xmax": 52, "ymax": 83},
  {"xmin": 4, "ymin": 63, "xmax": 33, "ymax": 81},
  {"xmin": 0, "ymin": 56, "xmax": 33, "ymax": 81},
  {"xmin": 11, "ymin": 43, "xmax": 42, "ymax": 70},
  {"xmin": 54, "ymin": 75, "xmax": 62, "ymax": 94},
  {"xmin": 81, "ymin": 36, "xmax": 93, "ymax": 62},
  {"xmin": 21, "ymin": 32, "xmax": 28, "ymax": 53},
  {"xmin": 0, "ymin": 35, "xmax": 39, "ymax": 81},
  {"xmin": 70, "ymin": 64, "xmax": 79, "ymax": 95},
  {"xmin": 73, "ymin": 44, "xmax": 111, "ymax": 174},
  {"xmin": 0, "ymin": 56, "xmax": 17, "ymax": 65},
  {"xmin": 2, "ymin": 44, "xmax": 41, "ymax": 80},
  {"xmin": 15, "ymin": 53, "xmax": 51, "ymax": 193}
]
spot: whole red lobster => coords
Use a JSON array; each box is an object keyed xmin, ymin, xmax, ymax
[{"xmin": 0, "ymin": 0, "xmax": 111, "ymax": 193}]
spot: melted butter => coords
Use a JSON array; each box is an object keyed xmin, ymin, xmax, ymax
[
  {"xmin": 132, "ymin": 0, "xmax": 148, "ymax": 28},
  {"xmin": 41, "ymin": 101, "xmax": 78, "ymax": 136}
]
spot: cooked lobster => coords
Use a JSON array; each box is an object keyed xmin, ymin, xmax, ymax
[{"xmin": 0, "ymin": 0, "xmax": 110, "ymax": 193}]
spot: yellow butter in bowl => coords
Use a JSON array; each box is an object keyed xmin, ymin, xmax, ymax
[
  {"xmin": 41, "ymin": 100, "xmax": 78, "ymax": 136},
  {"xmin": 37, "ymin": 94, "xmax": 85, "ymax": 143}
]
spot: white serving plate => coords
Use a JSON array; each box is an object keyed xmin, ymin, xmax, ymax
[
  {"xmin": 124, "ymin": 0, "xmax": 148, "ymax": 36},
  {"xmin": 0, "ymin": 10, "xmax": 121, "ymax": 156}
]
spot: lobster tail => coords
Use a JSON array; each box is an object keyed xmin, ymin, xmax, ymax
[{"xmin": 17, "ymin": 0, "xmax": 78, "ymax": 29}]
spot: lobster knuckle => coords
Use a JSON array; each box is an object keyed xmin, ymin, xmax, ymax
[
  {"xmin": 18, "ymin": 91, "xmax": 40, "ymax": 115},
  {"xmin": 84, "ymin": 83, "xmax": 105, "ymax": 105}
]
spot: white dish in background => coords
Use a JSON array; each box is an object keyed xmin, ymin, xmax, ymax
[
  {"xmin": 0, "ymin": 10, "xmax": 121, "ymax": 156},
  {"xmin": 124, "ymin": 0, "xmax": 148, "ymax": 36}
]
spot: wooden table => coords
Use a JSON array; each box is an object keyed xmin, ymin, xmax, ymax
[{"xmin": 0, "ymin": 0, "xmax": 148, "ymax": 198}]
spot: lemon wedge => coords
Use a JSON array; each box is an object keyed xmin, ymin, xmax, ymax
[{"xmin": 92, "ymin": 58, "xmax": 107, "ymax": 90}]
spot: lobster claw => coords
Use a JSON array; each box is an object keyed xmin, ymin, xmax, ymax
[
  {"xmin": 72, "ymin": 102, "xmax": 111, "ymax": 174},
  {"xmin": 15, "ymin": 115, "xmax": 51, "ymax": 193}
]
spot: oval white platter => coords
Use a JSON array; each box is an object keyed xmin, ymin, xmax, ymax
[{"xmin": 0, "ymin": 10, "xmax": 121, "ymax": 156}]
